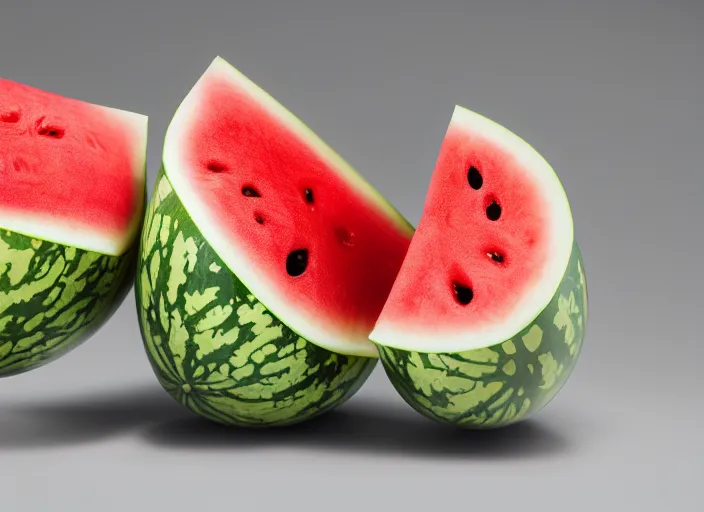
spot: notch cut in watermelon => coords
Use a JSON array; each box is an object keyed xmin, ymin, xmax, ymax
[
  {"xmin": 370, "ymin": 106, "xmax": 574, "ymax": 354},
  {"xmin": 0, "ymin": 78, "xmax": 147, "ymax": 256},
  {"xmin": 161, "ymin": 57, "xmax": 413, "ymax": 357}
]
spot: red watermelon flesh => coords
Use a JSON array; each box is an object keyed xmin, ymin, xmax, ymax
[
  {"xmin": 163, "ymin": 57, "xmax": 414, "ymax": 356},
  {"xmin": 0, "ymin": 79, "xmax": 147, "ymax": 255},
  {"xmin": 370, "ymin": 106, "xmax": 574, "ymax": 353}
]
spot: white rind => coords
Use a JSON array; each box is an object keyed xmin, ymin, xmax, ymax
[
  {"xmin": 0, "ymin": 103, "xmax": 148, "ymax": 256},
  {"xmin": 0, "ymin": 214, "xmax": 132, "ymax": 255},
  {"xmin": 162, "ymin": 56, "xmax": 410, "ymax": 358},
  {"xmin": 369, "ymin": 105, "xmax": 575, "ymax": 354}
]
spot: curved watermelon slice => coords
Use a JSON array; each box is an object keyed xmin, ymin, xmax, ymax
[
  {"xmin": 0, "ymin": 78, "xmax": 147, "ymax": 376},
  {"xmin": 370, "ymin": 106, "xmax": 588, "ymax": 428},
  {"xmin": 136, "ymin": 57, "xmax": 413, "ymax": 426}
]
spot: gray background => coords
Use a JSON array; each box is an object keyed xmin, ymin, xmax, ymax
[{"xmin": 0, "ymin": 0, "xmax": 701, "ymax": 510}]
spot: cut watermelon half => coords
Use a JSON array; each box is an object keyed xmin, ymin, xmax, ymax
[
  {"xmin": 0, "ymin": 78, "xmax": 147, "ymax": 376},
  {"xmin": 136, "ymin": 57, "xmax": 414, "ymax": 426},
  {"xmin": 161, "ymin": 56, "xmax": 413, "ymax": 358},
  {"xmin": 0, "ymin": 79, "xmax": 147, "ymax": 255},
  {"xmin": 370, "ymin": 107, "xmax": 587, "ymax": 428}
]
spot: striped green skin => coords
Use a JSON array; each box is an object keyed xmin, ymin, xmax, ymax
[
  {"xmin": 135, "ymin": 171, "xmax": 376, "ymax": 428},
  {"xmin": 376, "ymin": 243, "xmax": 588, "ymax": 429},
  {"xmin": 0, "ymin": 230, "xmax": 135, "ymax": 377}
]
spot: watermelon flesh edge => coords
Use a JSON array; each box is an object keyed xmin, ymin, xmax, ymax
[
  {"xmin": 376, "ymin": 241, "xmax": 587, "ymax": 429},
  {"xmin": 160, "ymin": 56, "xmax": 413, "ymax": 358},
  {"xmin": 136, "ymin": 171, "xmax": 376, "ymax": 427},
  {"xmin": 0, "ymin": 78, "xmax": 148, "ymax": 256}
]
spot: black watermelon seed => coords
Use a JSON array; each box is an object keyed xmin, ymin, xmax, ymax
[
  {"xmin": 304, "ymin": 188, "xmax": 314, "ymax": 204},
  {"xmin": 488, "ymin": 251, "xmax": 505, "ymax": 263},
  {"xmin": 242, "ymin": 186, "xmax": 261, "ymax": 197},
  {"xmin": 467, "ymin": 166, "xmax": 483, "ymax": 190},
  {"xmin": 453, "ymin": 282, "xmax": 473, "ymax": 305},
  {"xmin": 486, "ymin": 201, "xmax": 501, "ymax": 221},
  {"xmin": 286, "ymin": 249, "xmax": 308, "ymax": 277}
]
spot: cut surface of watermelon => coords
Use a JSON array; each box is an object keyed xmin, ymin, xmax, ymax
[
  {"xmin": 370, "ymin": 106, "xmax": 574, "ymax": 353},
  {"xmin": 162, "ymin": 57, "xmax": 413, "ymax": 357},
  {"xmin": 0, "ymin": 79, "xmax": 147, "ymax": 255}
]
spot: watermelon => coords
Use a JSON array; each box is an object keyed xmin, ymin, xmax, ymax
[
  {"xmin": 0, "ymin": 79, "xmax": 147, "ymax": 377},
  {"xmin": 135, "ymin": 57, "xmax": 413, "ymax": 427},
  {"xmin": 370, "ymin": 106, "xmax": 588, "ymax": 429}
]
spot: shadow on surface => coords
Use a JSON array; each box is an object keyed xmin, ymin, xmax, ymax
[
  {"xmin": 0, "ymin": 386, "xmax": 187, "ymax": 450},
  {"xmin": 142, "ymin": 399, "xmax": 572, "ymax": 460},
  {"xmin": 0, "ymin": 386, "xmax": 573, "ymax": 459}
]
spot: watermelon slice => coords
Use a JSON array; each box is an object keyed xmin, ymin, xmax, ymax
[
  {"xmin": 136, "ymin": 57, "xmax": 413, "ymax": 427},
  {"xmin": 0, "ymin": 78, "xmax": 147, "ymax": 377},
  {"xmin": 370, "ymin": 106, "xmax": 588, "ymax": 429}
]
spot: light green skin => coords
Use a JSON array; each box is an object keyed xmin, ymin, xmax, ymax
[
  {"xmin": 0, "ymin": 231, "xmax": 136, "ymax": 377},
  {"xmin": 135, "ymin": 171, "xmax": 376, "ymax": 428},
  {"xmin": 377, "ymin": 242, "xmax": 588, "ymax": 429}
]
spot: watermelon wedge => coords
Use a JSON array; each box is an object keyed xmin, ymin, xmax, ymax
[
  {"xmin": 136, "ymin": 57, "xmax": 413, "ymax": 427},
  {"xmin": 370, "ymin": 106, "xmax": 588, "ymax": 429},
  {"xmin": 0, "ymin": 78, "xmax": 147, "ymax": 377}
]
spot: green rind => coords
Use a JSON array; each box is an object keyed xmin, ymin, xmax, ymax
[
  {"xmin": 376, "ymin": 242, "xmax": 588, "ymax": 429},
  {"xmin": 135, "ymin": 170, "xmax": 376, "ymax": 427},
  {"xmin": 0, "ymin": 231, "xmax": 136, "ymax": 377}
]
